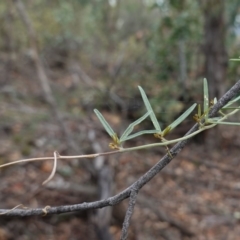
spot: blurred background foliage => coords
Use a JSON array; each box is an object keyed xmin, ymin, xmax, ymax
[{"xmin": 1, "ymin": 0, "xmax": 240, "ymax": 128}]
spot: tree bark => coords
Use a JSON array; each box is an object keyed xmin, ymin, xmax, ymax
[
  {"xmin": 200, "ymin": 0, "xmax": 228, "ymax": 99},
  {"xmin": 199, "ymin": 0, "xmax": 228, "ymax": 147}
]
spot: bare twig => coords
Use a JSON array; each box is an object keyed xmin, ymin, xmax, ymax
[
  {"xmin": 120, "ymin": 188, "xmax": 138, "ymax": 240},
  {"xmin": 0, "ymin": 204, "xmax": 26, "ymax": 215}
]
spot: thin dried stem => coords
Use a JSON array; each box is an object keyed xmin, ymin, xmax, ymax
[
  {"xmin": 0, "ymin": 107, "xmax": 239, "ymax": 171},
  {"xmin": 42, "ymin": 151, "xmax": 59, "ymax": 185}
]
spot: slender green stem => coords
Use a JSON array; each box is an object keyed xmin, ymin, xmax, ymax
[
  {"xmin": 118, "ymin": 123, "xmax": 217, "ymax": 152},
  {"xmin": 207, "ymin": 121, "xmax": 240, "ymax": 125},
  {"xmin": 0, "ymin": 123, "xmax": 216, "ymax": 168},
  {"xmin": 1, "ymin": 108, "xmax": 239, "ymax": 169}
]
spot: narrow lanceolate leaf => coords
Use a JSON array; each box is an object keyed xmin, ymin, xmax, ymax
[
  {"xmin": 198, "ymin": 104, "xmax": 201, "ymax": 117},
  {"xmin": 123, "ymin": 130, "xmax": 160, "ymax": 141},
  {"xmin": 120, "ymin": 111, "xmax": 151, "ymax": 142},
  {"xmin": 94, "ymin": 109, "xmax": 116, "ymax": 137},
  {"xmin": 207, "ymin": 121, "xmax": 240, "ymax": 126},
  {"xmin": 223, "ymin": 107, "xmax": 240, "ymax": 110},
  {"xmin": 138, "ymin": 86, "xmax": 161, "ymax": 131},
  {"xmin": 203, "ymin": 78, "xmax": 209, "ymax": 119},
  {"xmin": 166, "ymin": 103, "xmax": 197, "ymax": 131},
  {"xmin": 207, "ymin": 117, "xmax": 222, "ymax": 122},
  {"xmin": 223, "ymin": 95, "xmax": 240, "ymax": 108},
  {"xmin": 213, "ymin": 97, "xmax": 217, "ymax": 104},
  {"xmin": 229, "ymin": 59, "xmax": 240, "ymax": 61}
]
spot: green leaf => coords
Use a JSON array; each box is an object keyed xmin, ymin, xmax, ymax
[
  {"xmin": 120, "ymin": 111, "xmax": 151, "ymax": 142},
  {"xmin": 223, "ymin": 95, "xmax": 240, "ymax": 108},
  {"xmin": 162, "ymin": 126, "xmax": 172, "ymax": 137},
  {"xmin": 207, "ymin": 117, "xmax": 222, "ymax": 122},
  {"xmin": 230, "ymin": 59, "xmax": 240, "ymax": 61},
  {"xmin": 203, "ymin": 78, "xmax": 209, "ymax": 119},
  {"xmin": 165, "ymin": 103, "xmax": 197, "ymax": 133},
  {"xmin": 94, "ymin": 109, "xmax": 116, "ymax": 137},
  {"xmin": 197, "ymin": 104, "xmax": 201, "ymax": 117},
  {"xmin": 123, "ymin": 129, "xmax": 160, "ymax": 141},
  {"xmin": 222, "ymin": 107, "xmax": 240, "ymax": 110},
  {"xmin": 207, "ymin": 121, "xmax": 240, "ymax": 126},
  {"xmin": 213, "ymin": 97, "xmax": 217, "ymax": 104},
  {"xmin": 138, "ymin": 86, "xmax": 161, "ymax": 131}
]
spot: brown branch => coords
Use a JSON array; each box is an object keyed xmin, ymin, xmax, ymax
[
  {"xmin": 1, "ymin": 80, "xmax": 239, "ymax": 218},
  {"xmin": 120, "ymin": 188, "xmax": 138, "ymax": 240}
]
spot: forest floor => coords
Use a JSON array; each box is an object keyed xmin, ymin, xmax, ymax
[{"xmin": 0, "ymin": 62, "xmax": 240, "ymax": 240}]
